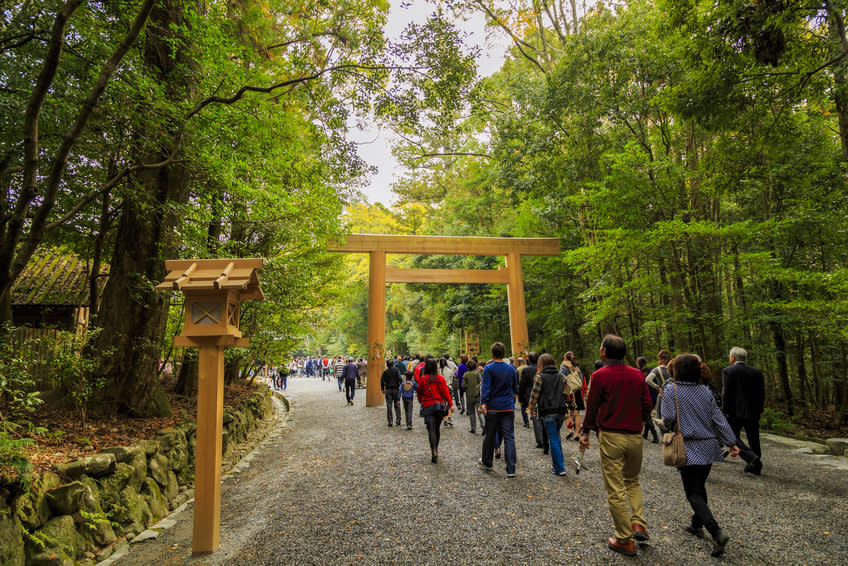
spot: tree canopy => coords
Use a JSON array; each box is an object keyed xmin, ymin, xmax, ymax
[{"xmin": 3, "ymin": 0, "xmax": 847, "ymax": 417}]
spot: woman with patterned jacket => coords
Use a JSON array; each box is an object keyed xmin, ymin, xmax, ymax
[{"xmin": 662, "ymin": 354, "xmax": 740, "ymax": 557}]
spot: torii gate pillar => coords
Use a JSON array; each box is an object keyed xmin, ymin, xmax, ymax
[
  {"xmin": 367, "ymin": 250, "xmax": 387, "ymax": 406},
  {"xmin": 505, "ymin": 252, "xmax": 529, "ymax": 357},
  {"xmin": 328, "ymin": 235, "xmax": 560, "ymax": 406}
]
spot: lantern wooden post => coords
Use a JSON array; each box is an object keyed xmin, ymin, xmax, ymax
[
  {"xmin": 156, "ymin": 259, "xmax": 264, "ymax": 556},
  {"xmin": 194, "ymin": 338, "xmax": 225, "ymax": 552}
]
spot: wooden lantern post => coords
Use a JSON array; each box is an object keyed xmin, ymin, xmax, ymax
[{"xmin": 156, "ymin": 259, "xmax": 264, "ymax": 555}]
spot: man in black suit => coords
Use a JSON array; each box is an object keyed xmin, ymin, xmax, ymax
[{"xmin": 722, "ymin": 347, "xmax": 765, "ymax": 475}]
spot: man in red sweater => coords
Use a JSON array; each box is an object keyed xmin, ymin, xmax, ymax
[{"xmin": 579, "ymin": 335, "xmax": 653, "ymax": 557}]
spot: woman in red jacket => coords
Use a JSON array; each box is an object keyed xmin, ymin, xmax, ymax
[{"xmin": 417, "ymin": 356, "xmax": 454, "ymax": 463}]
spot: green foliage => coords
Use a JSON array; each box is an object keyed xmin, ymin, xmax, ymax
[
  {"xmin": 79, "ymin": 509, "xmax": 119, "ymax": 532},
  {"xmin": 0, "ymin": 429, "xmax": 34, "ymax": 489},
  {"xmin": 760, "ymin": 408, "xmax": 796, "ymax": 434},
  {"xmin": 0, "ymin": 325, "xmax": 43, "ymax": 427},
  {"xmin": 19, "ymin": 523, "xmax": 51, "ymax": 550},
  {"xmin": 51, "ymin": 329, "xmax": 107, "ymax": 428},
  {"xmin": 315, "ymin": 0, "xmax": 848, "ymax": 417}
]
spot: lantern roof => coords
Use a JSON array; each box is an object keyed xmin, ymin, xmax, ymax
[{"xmin": 155, "ymin": 258, "xmax": 264, "ymax": 300}]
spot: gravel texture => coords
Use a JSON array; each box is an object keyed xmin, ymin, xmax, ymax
[{"xmin": 112, "ymin": 377, "xmax": 848, "ymax": 566}]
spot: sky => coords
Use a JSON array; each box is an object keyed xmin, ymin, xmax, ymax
[{"xmin": 351, "ymin": 2, "xmax": 510, "ymax": 205}]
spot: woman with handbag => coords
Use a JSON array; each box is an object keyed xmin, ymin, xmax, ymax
[
  {"xmin": 662, "ymin": 354, "xmax": 740, "ymax": 557},
  {"xmin": 417, "ymin": 356, "xmax": 453, "ymax": 463}
]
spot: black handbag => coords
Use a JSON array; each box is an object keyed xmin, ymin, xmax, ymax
[{"xmin": 419, "ymin": 374, "xmax": 450, "ymax": 417}]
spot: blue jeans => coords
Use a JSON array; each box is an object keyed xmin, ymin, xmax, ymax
[
  {"xmin": 542, "ymin": 414, "xmax": 566, "ymax": 473},
  {"xmin": 482, "ymin": 411, "xmax": 516, "ymax": 474}
]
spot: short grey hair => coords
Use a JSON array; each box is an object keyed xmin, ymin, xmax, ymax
[{"xmin": 729, "ymin": 347, "xmax": 747, "ymax": 361}]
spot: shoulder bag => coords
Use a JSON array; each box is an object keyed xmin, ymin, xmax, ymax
[
  {"xmin": 661, "ymin": 382, "xmax": 687, "ymax": 467},
  {"xmin": 420, "ymin": 374, "xmax": 450, "ymax": 417}
]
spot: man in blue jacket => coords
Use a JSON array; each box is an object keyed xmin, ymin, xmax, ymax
[{"xmin": 478, "ymin": 342, "xmax": 519, "ymax": 477}]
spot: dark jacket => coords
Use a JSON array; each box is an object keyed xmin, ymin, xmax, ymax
[
  {"xmin": 518, "ymin": 364, "xmax": 537, "ymax": 404},
  {"xmin": 721, "ymin": 362, "xmax": 765, "ymax": 420},
  {"xmin": 534, "ymin": 366, "xmax": 570, "ymax": 416},
  {"xmin": 381, "ymin": 367, "xmax": 402, "ymax": 390},
  {"xmin": 342, "ymin": 362, "xmax": 359, "ymax": 381}
]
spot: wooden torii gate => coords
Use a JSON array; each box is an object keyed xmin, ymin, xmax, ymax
[{"xmin": 327, "ymin": 234, "xmax": 561, "ymax": 406}]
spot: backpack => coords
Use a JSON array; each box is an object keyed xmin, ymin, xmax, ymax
[{"xmin": 564, "ymin": 367, "xmax": 583, "ymax": 393}]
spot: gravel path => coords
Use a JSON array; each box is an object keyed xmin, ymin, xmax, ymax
[{"xmin": 113, "ymin": 377, "xmax": 848, "ymax": 565}]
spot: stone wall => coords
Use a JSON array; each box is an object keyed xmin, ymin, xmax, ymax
[{"xmin": 0, "ymin": 385, "xmax": 274, "ymax": 566}]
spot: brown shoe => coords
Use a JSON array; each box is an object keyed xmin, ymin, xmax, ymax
[
  {"xmin": 632, "ymin": 523, "xmax": 650, "ymax": 541},
  {"xmin": 607, "ymin": 537, "xmax": 637, "ymax": 557}
]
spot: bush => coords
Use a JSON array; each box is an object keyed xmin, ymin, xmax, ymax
[
  {"xmin": 51, "ymin": 328, "xmax": 105, "ymax": 428},
  {"xmin": 760, "ymin": 407, "xmax": 796, "ymax": 434},
  {"xmin": 0, "ymin": 324, "xmax": 43, "ymax": 422}
]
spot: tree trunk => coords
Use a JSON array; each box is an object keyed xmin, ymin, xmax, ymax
[
  {"xmin": 796, "ymin": 331, "xmax": 808, "ymax": 409},
  {"xmin": 91, "ymin": 180, "xmax": 179, "ymax": 416},
  {"xmin": 826, "ymin": 3, "xmax": 848, "ymax": 162},
  {"xmin": 175, "ymin": 348, "xmax": 198, "ymax": 397},
  {"xmin": 810, "ymin": 331, "xmax": 823, "ymax": 409},
  {"xmin": 225, "ymin": 355, "xmax": 242, "ymax": 385},
  {"xmin": 771, "ymin": 321, "xmax": 792, "ymax": 416},
  {"xmin": 87, "ymin": 188, "xmax": 112, "ymax": 326},
  {"xmin": 90, "ymin": 0, "xmax": 194, "ymax": 417}
]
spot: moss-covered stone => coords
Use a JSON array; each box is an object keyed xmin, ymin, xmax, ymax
[
  {"xmin": 101, "ymin": 446, "xmax": 146, "ymax": 490},
  {"xmin": 141, "ymin": 478, "xmax": 168, "ymax": 521},
  {"xmin": 106, "ymin": 486, "xmax": 151, "ymax": 536},
  {"xmin": 76, "ymin": 508, "xmax": 116, "ymax": 550},
  {"xmin": 46, "ymin": 481, "xmax": 98, "ymax": 517},
  {"xmin": 825, "ymin": 437, "xmax": 848, "ymax": 456},
  {"xmin": 146, "ymin": 453, "xmax": 170, "ymax": 488},
  {"xmin": 0, "ymin": 498, "xmax": 25, "ymax": 566},
  {"xmin": 137, "ymin": 439, "xmax": 159, "ymax": 457},
  {"xmin": 157, "ymin": 428, "xmax": 189, "ymax": 475},
  {"xmin": 74, "ymin": 477, "xmax": 115, "ymax": 550},
  {"xmin": 177, "ymin": 419, "xmax": 197, "ymax": 461},
  {"xmin": 15, "ymin": 471, "xmax": 62, "ymax": 531},
  {"xmin": 95, "ymin": 462, "xmax": 135, "ymax": 513},
  {"xmin": 53, "ymin": 453, "xmax": 116, "ymax": 480},
  {"xmin": 221, "ymin": 429, "xmax": 230, "ymax": 457},
  {"xmin": 164, "ymin": 471, "xmax": 179, "ymax": 504},
  {"xmin": 26, "ymin": 515, "xmax": 85, "ymax": 566}
]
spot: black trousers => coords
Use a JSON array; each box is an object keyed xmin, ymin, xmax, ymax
[
  {"xmin": 385, "ymin": 389, "xmax": 401, "ymax": 424},
  {"xmin": 345, "ymin": 379, "xmax": 356, "ymax": 403},
  {"xmin": 642, "ymin": 418, "xmax": 659, "ymax": 441},
  {"xmin": 424, "ymin": 414, "xmax": 442, "ymax": 450},
  {"xmin": 728, "ymin": 416, "xmax": 761, "ymax": 462},
  {"xmin": 679, "ymin": 464, "xmax": 720, "ymax": 539}
]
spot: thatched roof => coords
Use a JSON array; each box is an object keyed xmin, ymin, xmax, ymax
[{"xmin": 11, "ymin": 247, "xmax": 108, "ymax": 306}]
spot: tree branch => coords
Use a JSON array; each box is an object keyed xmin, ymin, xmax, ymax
[
  {"xmin": 44, "ymin": 150, "xmax": 182, "ymax": 232},
  {"xmin": 11, "ymin": 0, "xmax": 156, "ymax": 282},
  {"xmin": 263, "ymin": 31, "xmax": 349, "ymax": 52},
  {"xmin": 411, "ymin": 151, "xmax": 492, "ymax": 159},
  {"xmin": 472, "ymin": 0, "xmax": 547, "ymax": 74},
  {"xmin": 5, "ymin": 0, "xmax": 83, "ymax": 260},
  {"xmin": 184, "ymin": 64, "xmax": 406, "ymax": 121}
]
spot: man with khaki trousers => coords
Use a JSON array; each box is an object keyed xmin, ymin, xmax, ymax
[{"xmin": 579, "ymin": 335, "xmax": 653, "ymax": 557}]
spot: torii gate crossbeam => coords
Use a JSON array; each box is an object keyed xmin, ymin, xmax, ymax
[{"xmin": 327, "ymin": 234, "xmax": 561, "ymax": 406}]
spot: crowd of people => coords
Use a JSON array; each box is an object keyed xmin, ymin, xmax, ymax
[
  {"xmin": 268, "ymin": 336, "xmax": 767, "ymax": 559},
  {"xmin": 366, "ymin": 336, "xmax": 765, "ymax": 560}
]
